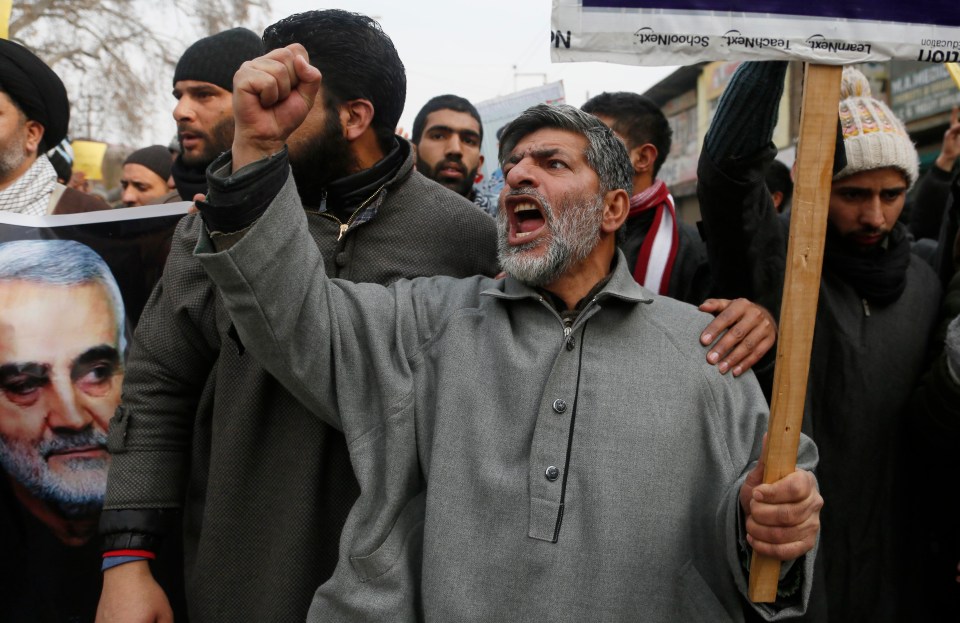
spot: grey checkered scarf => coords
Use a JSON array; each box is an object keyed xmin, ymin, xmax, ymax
[{"xmin": 0, "ymin": 156, "xmax": 58, "ymax": 215}]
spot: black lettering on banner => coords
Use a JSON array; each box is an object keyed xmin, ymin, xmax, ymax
[
  {"xmin": 721, "ymin": 29, "xmax": 790, "ymax": 50},
  {"xmin": 551, "ymin": 30, "xmax": 572, "ymax": 49},
  {"xmin": 805, "ymin": 34, "xmax": 872, "ymax": 55},
  {"xmin": 920, "ymin": 38, "xmax": 960, "ymax": 51},
  {"xmin": 633, "ymin": 27, "xmax": 709, "ymax": 48},
  {"xmin": 917, "ymin": 49, "xmax": 960, "ymax": 62}
]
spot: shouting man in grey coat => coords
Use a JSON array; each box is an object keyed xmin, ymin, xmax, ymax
[{"xmin": 187, "ymin": 45, "xmax": 821, "ymax": 621}]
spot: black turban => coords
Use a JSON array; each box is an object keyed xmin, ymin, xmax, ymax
[{"xmin": 0, "ymin": 39, "xmax": 69, "ymax": 152}]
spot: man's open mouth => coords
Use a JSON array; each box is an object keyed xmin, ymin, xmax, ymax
[
  {"xmin": 506, "ymin": 195, "xmax": 547, "ymax": 244},
  {"xmin": 177, "ymin": 128, "xmax": 203, "ymax": 150}
]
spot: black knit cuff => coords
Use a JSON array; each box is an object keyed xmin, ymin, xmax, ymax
[
  {"xmin": 705, "ymin": 61, "xmax": 788, "ymax": 160},
  {"xmin": 198, "ymin": 147, "xmax": 290, "ymax": 234},
  {"xmin": 99, "ymin": 508, "xmax": 179, "ymax": 554}
]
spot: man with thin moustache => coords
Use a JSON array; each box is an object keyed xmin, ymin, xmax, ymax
[
  {"xmin": 0, "ymin": 240, "xmax": 125, "ymax": 620},
  {"xmin": 170, "ymin": 27, "xmax": 264, "ymax": 200},
  {"xmin": 412, "ymin": 94, "xmax": 495, "ymax": 214},
  {"xmin": 182, "ymin": 44, "xmax": 822, "ymax": 621}
]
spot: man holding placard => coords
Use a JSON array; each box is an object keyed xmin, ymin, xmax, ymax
[
  {"xmin": 180, "ymin": 43, "xmax": 823, "ymax": 622},
  {"xmin": 698, "ymin": 60, "xmax": 941, "ymax": 622}
]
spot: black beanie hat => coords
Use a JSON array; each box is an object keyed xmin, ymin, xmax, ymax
[
  {"xmin": 124, "ymin": 145, "xmax": 173, "ymax": 183},
  {"xmin": 0, "ymin": 39, "xmax": 70, "ymax": 152},
  {"xmin": 173, "ymin": 27, "xmax": 264, "ymax": 92}
]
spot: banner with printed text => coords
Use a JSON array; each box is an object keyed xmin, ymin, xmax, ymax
[{"xmin": 551, "ymin": 0, "xmax": 960, "ymax": 65}]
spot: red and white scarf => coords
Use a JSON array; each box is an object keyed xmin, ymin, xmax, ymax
[{"xmin": 628, "ymin": 179, "xmax": 678, "ymax": 295}]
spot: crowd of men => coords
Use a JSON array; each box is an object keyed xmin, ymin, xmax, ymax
[{"xmin": 0, "ymin": 7, "xmax": 958, "ymax": 623}]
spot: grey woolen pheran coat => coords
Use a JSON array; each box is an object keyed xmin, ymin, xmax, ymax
[{"xmin": 197, "ymin": 173, "xmax": 818, "ymax": 623}]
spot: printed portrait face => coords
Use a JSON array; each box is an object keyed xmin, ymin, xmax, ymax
[{"xmin": 0, "ymin": 241, "xmax": 125, "ymax": 520}]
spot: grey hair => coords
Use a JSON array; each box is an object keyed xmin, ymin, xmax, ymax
[
  {"xmin": 0, "ymin": 240, "xmax": 127, "ymax": 356},
  {"xmin": 498, "ymin": 103, "xmax": 633, "ymax": 196}
]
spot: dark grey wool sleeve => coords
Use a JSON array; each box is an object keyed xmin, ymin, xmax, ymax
[
  {"xmin": 704, "ymin": 61, "xmax": 788, "ymax": 161},
  {"xmin": 199, "ymin": 147, "xmax": 290, "ymax": 234}
]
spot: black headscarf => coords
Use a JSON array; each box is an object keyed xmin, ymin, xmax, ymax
[{"xmin": 0, "ymin": 39, "xmax": 69, "ymax": 151}]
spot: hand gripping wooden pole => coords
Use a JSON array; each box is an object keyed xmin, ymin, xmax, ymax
[{"xmin": 748, "ymin": 63, "xmax": 842, "ymax": 603}]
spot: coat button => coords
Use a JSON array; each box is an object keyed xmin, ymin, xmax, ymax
[
  {"xmin": 552, "ymin": 399, "xmax": 567, "ymax": 413},
  {"xmin": 335, "ymin": 252, "xmax": 348, "ymax": 267},
  {"xmin": 545, "ymin": 466, "xmax": 560, "ymax": 481}
]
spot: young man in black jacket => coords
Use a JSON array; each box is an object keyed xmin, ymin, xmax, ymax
[{"xmin": 97, "ymin": 11, "xmax": 498, "ymax": 623}]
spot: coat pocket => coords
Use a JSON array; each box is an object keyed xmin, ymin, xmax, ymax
[
  {"xmin": 349, "ymin": 491, "xmax": 426, "ymax": 582},
  {"xmin": 676, "ymin": 559, "xmax": 736, "ymax": 623}
]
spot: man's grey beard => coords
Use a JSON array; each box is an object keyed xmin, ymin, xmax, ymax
[
  {"xmin": 497, "ymin": 188, "xmax": 605, "ymax": 287},
  {"xmin": 0, "ymin": 130, "xmax": 28, "ymax": 181},
  {"xmin": 0, "ymin": 428, "xmax": 109, "ymax": 518}
]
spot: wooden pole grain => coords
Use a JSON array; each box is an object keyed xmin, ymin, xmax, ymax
[{"xmin": 748, "ymin": 63, "xmax": 842, "ymax": 603}]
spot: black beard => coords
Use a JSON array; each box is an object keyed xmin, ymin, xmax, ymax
[
  {"xmin": 288, "ymin": 111, "xmax": 357, "ymax": 204},
  {"xmin": 179, "ymin": 116, "xmax": 234, "ymax": 168},
  {"xmin": 827, "ymin": 222, "xmax": 889, "ymax": 255},
  {"xmin": 416, "ymin": 157, "xmax": 477, "ymax": 198}
]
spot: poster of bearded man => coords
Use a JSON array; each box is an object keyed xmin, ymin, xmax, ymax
[{"xmin": 0, "ymin": 203, "xmax": 189, "ymax": 622}]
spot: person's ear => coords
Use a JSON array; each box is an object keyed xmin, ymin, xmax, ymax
[
  {"xmin": 771, "ymin": 190, "xmax": 785, "ymax": 211},
  {"xmin": 601, "ymin": 188, "xmax": 630, "ymax": 234},
  {"xmin": 630, "ymin": 143, "xmax": 658, "ymax": 176},
  {"xmin": 24, "ymin": 120, "xmax": 44, "ymax": 157},
  {"xmin": 341, "ymin": 99, "xmax": 375, "ymax": 141}
]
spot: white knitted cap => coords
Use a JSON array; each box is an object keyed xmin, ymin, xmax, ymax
[{"xmin": 835, "ymin": 67, "xmax": 919, "ymax": 187}]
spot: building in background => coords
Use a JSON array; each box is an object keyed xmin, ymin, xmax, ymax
[
  {"xmin": 888, "ymin": 61, "xmax": 960, "ymax": 167},
  {"xmin": 641, "ymin": 61, "xmax": 800, "ymax": 224},
  {"xmin": 641, "ymin": 60, "xmax": 959, "ymax": 225}
]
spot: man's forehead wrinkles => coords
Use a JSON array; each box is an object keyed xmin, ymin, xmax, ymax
[{"xmin": 507, "ymin": 143, "xmax": 569, "ymax": 161}]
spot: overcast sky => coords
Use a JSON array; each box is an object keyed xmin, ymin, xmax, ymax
[
  {"xmin": 146, "ymin": 0, "xmax": 677, "ymax": 144},
  {"xmin": 270, "ymin": 0, "xmax": 677, "ymax": 131}
]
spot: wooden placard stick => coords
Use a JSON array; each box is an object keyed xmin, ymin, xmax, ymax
[{"xmin": 748, "ymin": 63, "xmax": 842, "ymax": 603}]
